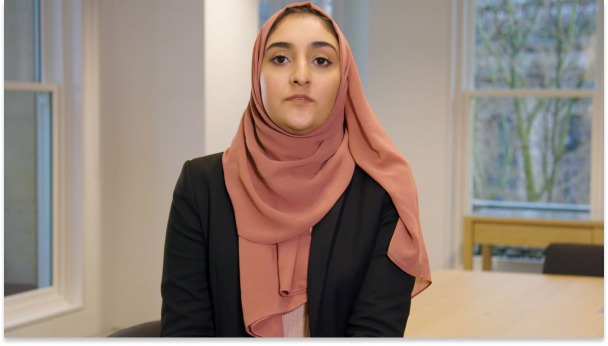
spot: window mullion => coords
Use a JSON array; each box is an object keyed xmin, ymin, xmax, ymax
[
  {"xmin": 589, "ymin": 0, "xmax": 604, "ymax": 220},
  {"xmin": 4, "ymin": 81, "xmax": 58, "ymax": 92},
  {"xmin": 34, "ymin": 0, "xmax": 41, "ymax": 82},
  {"xmin": 463, "ymin": 0, "xmax": 476, "ymax": 90}
]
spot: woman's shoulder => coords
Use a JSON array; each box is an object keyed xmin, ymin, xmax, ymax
[{"xmin": 187, "ymin": 151, "xmax": 225, "ymax": 179}]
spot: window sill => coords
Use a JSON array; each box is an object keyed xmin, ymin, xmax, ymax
[{"xmin": 4, "ymin": 287, "xmax": 83, "ymax": 331}]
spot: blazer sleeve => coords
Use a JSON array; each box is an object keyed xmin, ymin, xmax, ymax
[
  {"xmin": 160, "ymin": 160, "xmax": 216, "ymax": 337},
  {"xmin": 344, "ymin": 190, "xmax": 417, "ymax": 337}
]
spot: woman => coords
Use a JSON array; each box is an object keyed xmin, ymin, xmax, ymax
[{"xmin": 161, "ymin": 2, "xmax": 432, "ymax": 338}]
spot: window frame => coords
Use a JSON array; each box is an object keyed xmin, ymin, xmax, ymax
[
  {"xmin": 450, "ymin": 0, "xmax": 604, "ymax": 268},
  {"xmin": 4, "ymin": 0, "xmax": 84, "ymax": 331}
]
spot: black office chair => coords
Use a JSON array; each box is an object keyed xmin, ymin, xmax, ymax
[
  {"xmin": 108, "ymin": 320, "xmax": 161, "ymax": 337},
  {"xmin": 542, "ymin": 243, "xmax": 604, "ymax": 277}
]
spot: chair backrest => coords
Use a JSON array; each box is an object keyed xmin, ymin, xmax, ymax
[
  {"xmin": 108, "ymin": 320, "xmax": 161, "ymax": 337},
  {"xmin": 542, "ymin": 243, "xmax": 604, "ymax": 277}
]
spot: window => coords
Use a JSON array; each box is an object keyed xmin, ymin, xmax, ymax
[
  {"xmin": 463, "ymin": 0, "xmax": 601, "ymax": 262},
  {"xmin": 4, "ymin": 0, "xmax": 55, "ymax": 297},
  {"xmin": 4, "ymin": 0, "xmax": 84, "ymax": 331}
]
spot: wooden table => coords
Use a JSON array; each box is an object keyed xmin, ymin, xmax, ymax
[
  {"xmin": 403, "ymin": 269, "xmax": 603, "ymax": 338},
  {"xmin": 463, "ymin": 215, "xmax": 604, "ymax": 271}
]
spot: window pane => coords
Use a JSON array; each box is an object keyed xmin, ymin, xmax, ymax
[
  {"xmin": 471, "ymin": 96, "xmax": 592, "ymax": 219},
  {"xmin": 4, "ymin": 0, "xmax": 39, "ymax": 82},
  {"xmin": 4, "ymin": 90, "xmax": 53, "ymax": 296},
  {"xmin": 475, "ymin": 0, "xmax": 598, "ymax": 89}
]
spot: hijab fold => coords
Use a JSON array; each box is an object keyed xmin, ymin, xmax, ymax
[{"xmin": 222, "ymin": 2, "xmax": 432, "ymax": 337}]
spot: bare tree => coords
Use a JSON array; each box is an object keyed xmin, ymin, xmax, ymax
[{"xmin": 473, "ymin": 0, "xmax": 595, "ymax": 204}]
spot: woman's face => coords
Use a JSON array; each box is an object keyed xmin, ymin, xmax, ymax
[{"xmin": 261, "ymin": 15, "xmax": 341, "ymax": 136}]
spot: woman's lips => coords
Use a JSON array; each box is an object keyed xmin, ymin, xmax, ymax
[{"xmin": 287, "ymin": 98, "xmax": 313, "ymax": 103}]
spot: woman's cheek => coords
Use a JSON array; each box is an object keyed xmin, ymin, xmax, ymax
[{"xmin": 268, "ymin": 76, "xmax": 283, "ymax": 107}]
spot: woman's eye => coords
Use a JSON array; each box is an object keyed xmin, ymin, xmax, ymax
[
  {"xmin": 270, "ymin": 55, "xmax": 332, "ymax": 67},
  {"xmin": 315, "ymin": 58, "xmax": 331, "ymax": 66},
  {"xmin": 271, "ymin": 55, "xmax": 288, "ymax": 64}
]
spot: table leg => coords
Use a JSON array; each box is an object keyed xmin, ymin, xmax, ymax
[
  {"xmin": 482, "ymin": 245, "xmax": 492, "ymax": 271},
  {"xmin": 463, "ymin": 218, "xmax": 474, "ymax": 270}
]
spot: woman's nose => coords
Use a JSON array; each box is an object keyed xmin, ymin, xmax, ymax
[{"xmin": 290, "ymin": 60, "xmax": 310, "ymax": 86}]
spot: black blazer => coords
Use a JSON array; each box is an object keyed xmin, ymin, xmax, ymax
[{"xmin": 160, "ymin": 152, "xmax": 416, "ymax": 337}]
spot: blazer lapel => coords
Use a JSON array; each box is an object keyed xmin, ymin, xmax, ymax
[{"xmin": 307, "ymin": 181, "xmax": 352, "ymax": 337}]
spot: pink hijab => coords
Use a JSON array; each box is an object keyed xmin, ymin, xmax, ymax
[{"xmin": 222, "ymin": 1, "xmax": 432, "ymax": 337}]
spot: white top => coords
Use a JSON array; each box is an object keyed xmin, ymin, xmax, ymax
[
  {"xmin": 281, "ymin": 227, "xmax": 312, "ymax": 337},
  {"xmin": 282, "ymin": 302, "xmax": 310, "ymax": 337}
]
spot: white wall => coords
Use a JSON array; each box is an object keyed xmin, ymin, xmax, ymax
[
  {"xmin": 204, "ymin": 0, "xmax": 260, "ymax": 155},
  {"xmin": 96, "ymin": 0, "xmax": 206, "ymax": 332},
  {"xmin": 368, "ymin": 0, "xmax": 454, "ymax": 272},
  {"xmin": 96, "ymin": 0, "xmax": 259, "ymax": 333}
]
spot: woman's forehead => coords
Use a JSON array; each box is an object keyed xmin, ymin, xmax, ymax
[{"xmin": 265, "ymin": 16, "xmax": 339, "ymax": 51}]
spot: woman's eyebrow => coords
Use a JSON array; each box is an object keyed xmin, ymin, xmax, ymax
[{"xmin": 265, "ymin": 41, "xmax": 338, "ymax": 54}]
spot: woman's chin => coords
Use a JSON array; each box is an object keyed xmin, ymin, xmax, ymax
[
  {"xmin": 283, "ymin": 117, "xmax": 315, "ymax": 132},
  {"xmin": 283, "ymin": 121, "xmax": 316, "ymax": 135}
]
